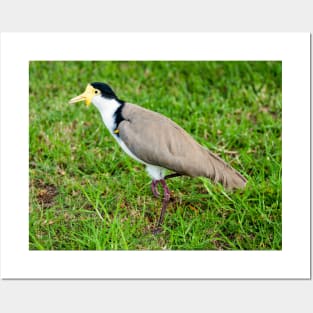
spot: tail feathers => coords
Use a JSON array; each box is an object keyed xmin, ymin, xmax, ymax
[{"xmin": 204, "ymin": 150, "xmax": 247, "ymax": 190}]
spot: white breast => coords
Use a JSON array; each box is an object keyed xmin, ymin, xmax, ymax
[
  {"xmin": 92, "ymin": 96, "xmax": 147, "ymax": 164},
  {"xmin": 91, "ymin": 95, "xmax": 166, "ymax": 180}
]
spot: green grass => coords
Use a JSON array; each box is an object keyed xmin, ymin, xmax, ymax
[{"xmin": 29, "ymin": 61, "xmax": 282, "ymax": 250}]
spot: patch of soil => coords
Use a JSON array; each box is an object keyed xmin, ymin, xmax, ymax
[{"xmin": 36, "ymin": 183, "xmax": 58, "ymax": 208}]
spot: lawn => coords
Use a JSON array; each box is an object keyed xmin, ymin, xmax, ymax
[{"xmin": 29, "ymin": 61, "xmax": 282, "ymax": 250}]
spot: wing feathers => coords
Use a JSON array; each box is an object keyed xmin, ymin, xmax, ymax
[{"xmin": 119, "ymin": 103, "xmax": 246, "ymax": 189}]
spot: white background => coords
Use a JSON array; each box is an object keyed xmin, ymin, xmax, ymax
[
  {"xmin": 1, "ymin": 32, "xmax": 310, "ymax": 279},
  {"xmin": 0, "ymin": 1, "xmax": 312, "ymax": 312}
]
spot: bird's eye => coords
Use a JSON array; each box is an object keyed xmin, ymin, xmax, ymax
[{"xmin": 95, "ymin": 89, "xmax": 99, "ymax": 94}]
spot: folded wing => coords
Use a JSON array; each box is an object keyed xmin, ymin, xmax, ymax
[{"xmin": 119, "ymin": 103, "xmax": 246, "ymax": 189}]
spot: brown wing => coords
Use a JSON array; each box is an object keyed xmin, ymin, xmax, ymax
[{"xmin": 118, "ymin": 103, "xmax": 246, "ymax": 189}]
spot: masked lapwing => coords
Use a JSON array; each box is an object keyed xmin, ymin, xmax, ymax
[{"xmin": 69, "ymin": 82, "xmax": 246, "ymax": 233}]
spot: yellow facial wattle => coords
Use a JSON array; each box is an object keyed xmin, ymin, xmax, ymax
[{"xmin": 69, "ymin": 84, "xmax": 98, "ymax": 106}]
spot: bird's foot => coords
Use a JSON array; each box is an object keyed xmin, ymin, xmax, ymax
[{"xmin": 152, "ymin": 226, "xmax": 163, "ymax": 235}]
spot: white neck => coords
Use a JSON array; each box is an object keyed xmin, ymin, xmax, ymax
[
  {"xmin": 92, "ymin": 94, "xmax": 146, "ymax": 165},
  {"xmin": 92, "ymin": 95, "xmax": 121, "ymax": 134}
]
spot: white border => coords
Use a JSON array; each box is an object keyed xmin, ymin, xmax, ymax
[{"xmin": 0, "ymin": 33, "xmax": 310, "ymax": 279}]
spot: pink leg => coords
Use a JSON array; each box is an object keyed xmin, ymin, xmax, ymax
[
  {"xmin": 151, "ymin": 179, "xmax": 160, "ymax": 198},
  {"xmin": 151, "ymin": 173, "xmax": 181, "ymax": 199},
  {"xmin": 160, "ymin": 179, "xmax": 170, "ymax": 201},
  {"xmin": 153, "ymin": 179, "xmax": 171, "ymax": 234}
]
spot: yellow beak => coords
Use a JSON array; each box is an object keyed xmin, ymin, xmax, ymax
[{"xmin": 69, "ymin": 84, "xmax": 94, "ymax": 106}]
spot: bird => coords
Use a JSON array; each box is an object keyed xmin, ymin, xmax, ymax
[{"xmin": 69, "ymin": 82, "xmax": 246, "ymax": 233}]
